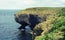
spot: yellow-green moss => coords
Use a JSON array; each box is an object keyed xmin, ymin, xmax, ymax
[{"xmin": 15, "ymin": 7, "xmax": 62, "ymax": 18}]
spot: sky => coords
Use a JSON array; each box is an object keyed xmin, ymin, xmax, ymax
[{"xmin": 0, "ymin": 0, "xmax": 65, "ymax": 9}]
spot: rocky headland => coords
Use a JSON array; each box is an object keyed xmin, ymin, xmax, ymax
[{"xmin": 15, "ymin": 7, "xmax": 65, "ymax": 40}]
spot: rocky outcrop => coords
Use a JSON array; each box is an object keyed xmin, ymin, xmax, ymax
[
  {"xmin": 14, "ymin": 7, "xmax": 59, "ymax": 30},
  {"xmin": 15, "ymin": 14, "xmax": 47, "ymax": 30}
]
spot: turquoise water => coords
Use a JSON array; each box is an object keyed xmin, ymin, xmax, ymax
[{"xmin": 0, "ymin": 10, "xmax": 32, "ymax": 40}]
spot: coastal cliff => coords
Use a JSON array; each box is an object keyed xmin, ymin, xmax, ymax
[{"xmin": 15, "ymin": 7, "xmax": 65, "ymax": 40}]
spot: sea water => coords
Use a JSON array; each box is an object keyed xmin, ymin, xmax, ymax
[{"xmin": 0, "ymin": 10, "xmax": 32, "ymax": 40}]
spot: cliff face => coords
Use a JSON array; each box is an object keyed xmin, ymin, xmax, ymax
[{"xmin": 15, "ymin": 13, "xmax": 47, "ymax": 30}]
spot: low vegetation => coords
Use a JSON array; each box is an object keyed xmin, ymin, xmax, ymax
[{"xmin": 16, "ymin": 7, "xmax": 65, "ymax": 40}]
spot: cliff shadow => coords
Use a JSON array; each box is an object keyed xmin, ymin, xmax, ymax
[{"xmin": 16, "ymin": 31, "xmax": 33, "ymax": 40}]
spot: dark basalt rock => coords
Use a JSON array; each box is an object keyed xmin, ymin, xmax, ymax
[{"xmin": 15, "ymin": 14, "xmax": 47, "ymax": 30}]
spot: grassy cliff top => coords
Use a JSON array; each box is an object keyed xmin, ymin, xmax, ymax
[{"xmin": 15, "ymin": 7, "xmax": 63, "ymax": 17}]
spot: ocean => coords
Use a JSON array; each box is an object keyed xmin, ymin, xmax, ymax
[{"xmin": 0, "ymin": 10, "xmax": 32, "ymax": 40}]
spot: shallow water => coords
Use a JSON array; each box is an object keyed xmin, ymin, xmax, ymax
[{"xmin": 0, "ymin": 10, "xmax": 32, "ymax": 40}]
